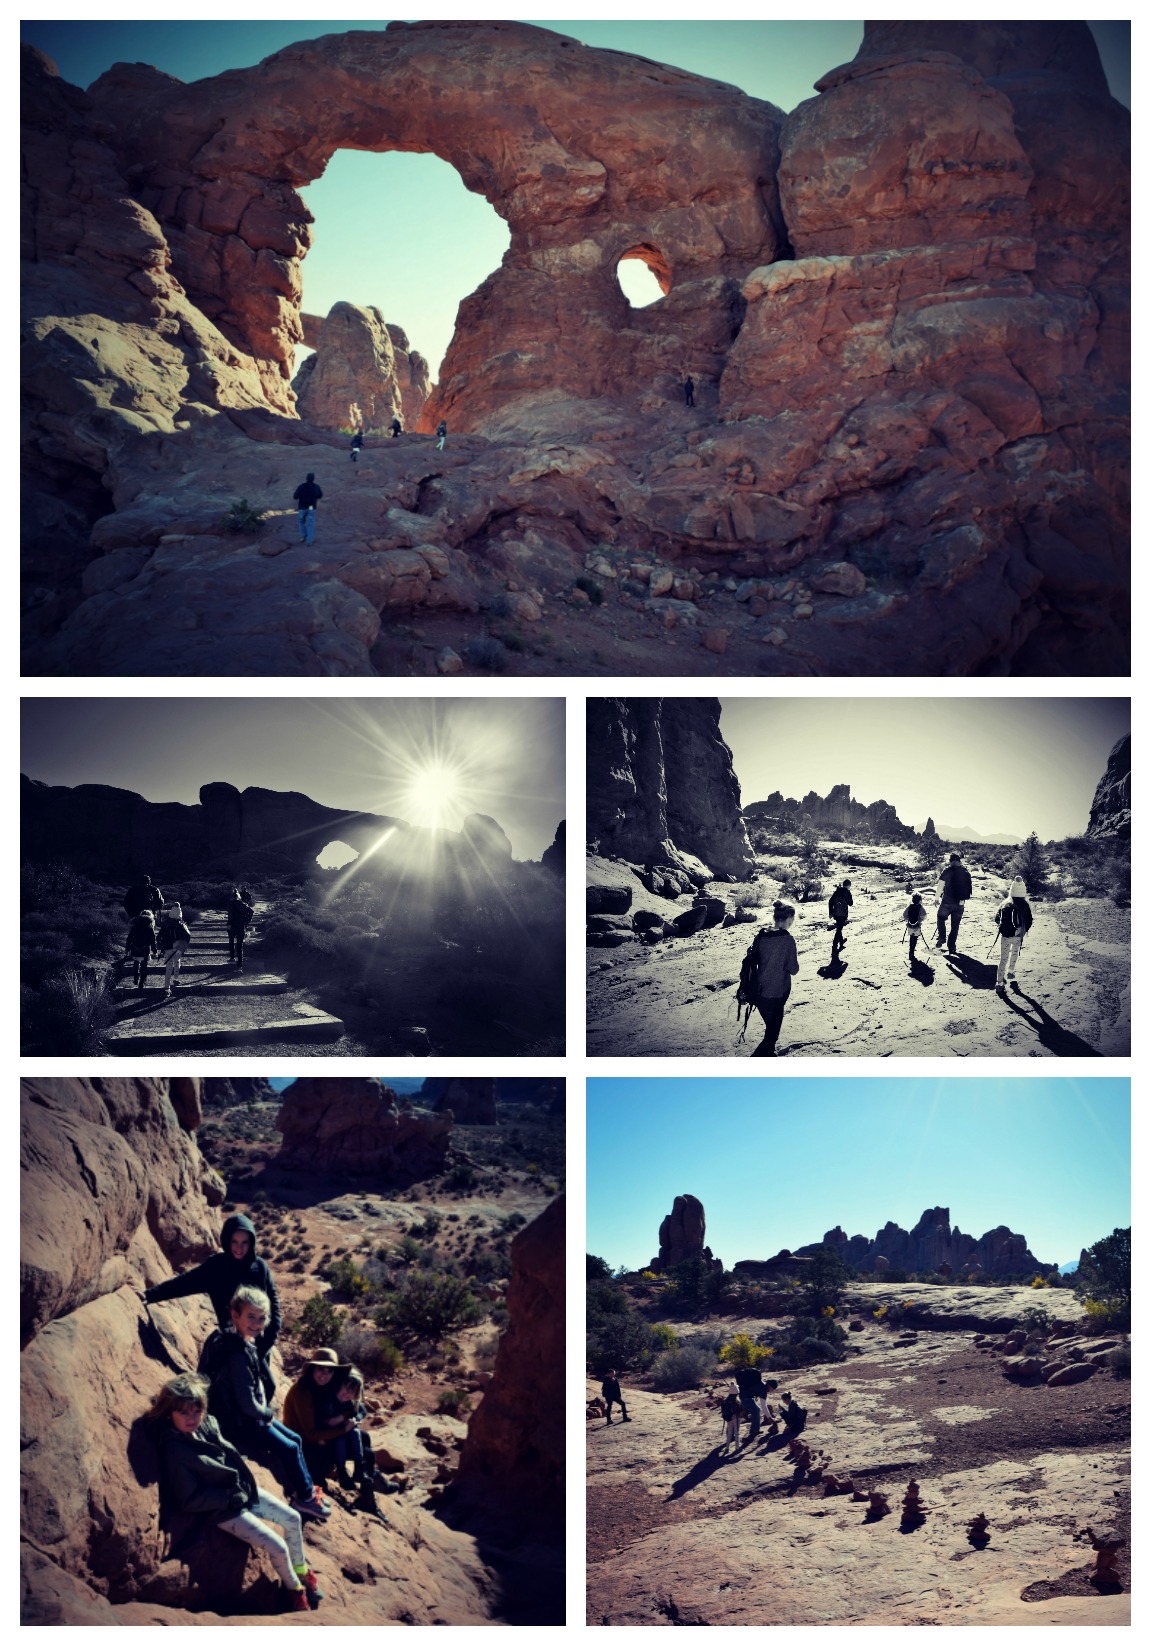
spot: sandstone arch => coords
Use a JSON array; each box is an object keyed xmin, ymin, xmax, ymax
[{"xmin": 87, "ymin": 22, "xmax": 786, "ymax": 429}]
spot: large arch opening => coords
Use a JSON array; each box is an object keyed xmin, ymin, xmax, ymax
[
  {"xmin": 316, "ymin": 840, "xmax": 359, "ymax": 870},
  {"xmin": 294, "ymin": 149, "xmax": 511, "ymax": 393},
  {"xmin": 617, "ymin": 243, "xmax": 672, "ymax": 308}
]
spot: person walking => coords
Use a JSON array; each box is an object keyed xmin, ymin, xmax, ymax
[
  {"xmin": 828, "ymin": 879, "xmax": 853, "ymax": 959},
  {"xmin": 226, "ymin": 887, "xmax": 255, "ymax": 971},
  {"xmin": 157, "ymin": 902, "xmax": 192, "ymax": 997},
  {"xmin": 903, "ymin": 892, "xmax": 930, "ymax": 965},
  {"xmin": 293, "ymin": 473, "xmax": 322, "ymax": 544},
  {"xmin": 994, "ymin": 875, "xmax": 1033, "ymax": 994},
  {"xmin": 389, "ymin": 416, "xmax": 403, "ymax": 439},
  {"xmin": 123, "ymin": 874, "xmax": 164, "ymax": 921},
  {"xmin": 935, "ymin": 853, "xmax": 973, "ymax": 953},
  {"xmin": 125, "ymin": 909, "xmax": 159, "ymax": 990},
  {"xmin": 734, "ymin": 1364, "xmax": 763, "ymax": 1440},
  {"xmin": 435, "ymin": 420, "xmax": 448, "ymax": 451},
  {"xmin": 720, "ymin": 1384, "xmax": 741, "ymax": 1453},
  {"xmin": 601, "ymin": 1370, "xmax": 630, "ymax": 1425},
  {"xmin": 737, "ymin": 901, "xmax": 800, "ymax": 1057},
  {"xmin": 683, "ymin": 375, "xmax": 695, "ymax": 408},
  {"xmin": 349, "ymin": 431, "xmax": 363, "ymax": 463}
]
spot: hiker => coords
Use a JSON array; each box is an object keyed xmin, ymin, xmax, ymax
[
  {"xmin": 720, "ymin": 1383, "xmax": 741, "ymax": 1452},
  {"xmin": 123, "ymin": 873, "xmax": 165, "ymax": 921},
  {"xmin": 828, "ymin": 879, "xmax": 853, "ymax": 958},
  {"xmin": 737, "ymin": 901, "xmax": 800, "ymax": 1057},
  {"xmin": 779, "ymin": 1392, "xmax": 807, "ymax": 1437},
  {"xmin": 284, "ymin": 1348, "xmax": 351, "ymax": 1484},
  {"xmin": 935, "ymin": 853, "xmax": 973, "ymax": 953},
  {"xmin": 144, "ymin": 1214, "xmax": 282, "ymax": 1359},
  {"xmin": 903, "ymin": 893, "xmax": 929, "ymax": 963},
  {"xmin": 157, "ymin": 902, "xmax": 192, "ymax": 997},
  {"xmin": 994, "ymin": 875, "xmax": 1033, "ymax": 994},
  {"xmin": 683, "ymin": 375, "xmax": 695, "ymax": 407},
  {"xmin": 389, "ymin": 415, "xmax": 403, "ymax": 439},
  {"xmin": 293, "ymin": 473, "xmax": 322, "ymax": 545},
  {"xmin": 757, "ymin": 1377, "xmax": 779, "ymax": 1429},
  {"xmin": 226, "ymin": 887, "xmax": 254, "ymax": 971},
  {"xmin": 207, "ymin": 1286, "xmax": 331, "ymax": 1522},
  {"xmin": 734, "ymin": 1364, "xmax": 764, "ymax": 1439},
  {"xmin": 145, "ymin": 1373, "xmax": 322, "ymax": 1614},
  {"xmin": 601, "ymin": 1370, "xmax": 630, "ymax": 1424},
  {"xmin": 435, "ymin": 419, "xmax": 448, "ymax": 451},
  {"xmin": 349, "ymin": 431, "xmax": 363, "ymax": 462},
  {"xmin": 125, "ymin": 908, "xmax": 159, "ymax": 990},
  {"xmin": 327, "ymin": 1368, "xmax": 389, "ymax": 1520}
]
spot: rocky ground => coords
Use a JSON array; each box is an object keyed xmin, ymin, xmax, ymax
[
  {"xmin": 587, "ymin": 1290, "xmax": 1130, "ymax": 1626},
  {"xmin": 586, "ymin": 849, "xmax": 1129, "ymax": 1057}
]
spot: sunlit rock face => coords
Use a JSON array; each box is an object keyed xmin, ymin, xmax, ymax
[
  {"xmin": 293, "ymin": 305, "xmax": 431, "ymax": 433},
  {"xmin": 803, "ymin": 1206, "xmax": 1052, "ymax": 1278},
  {"xmin": 21, "ymin": 20, "xmax": 1128, "ymax": 677},
  {"xmin": 1086, "ymin": 734, "xmax": 1131, "ymax": 839}
]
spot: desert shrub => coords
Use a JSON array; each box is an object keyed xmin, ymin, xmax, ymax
[
  {"xmin": 410, "ymin": 1211, "xmax": 442, "ymax": 1239},
  {"xmin": 219, "ymin": 498, "xmax": 266, "ymax": 533},
  {"xmin": 463, "ymin": 635, "xmax": 509, "ymax": 671},
  {"xmin": 335, "ymin": 1321, "xmax": 406, "ymax": 1378},
  {"xmin": 648, "ymin": 1346, "xmax": 714, "ymax": 1391},
  {"xmin": 495, "ymin": 630, "xmax": 527, "ymax": 654},
  {"xmin": 1029, "ymin": 1275, "xmax": 1050, "ymax": 1288},
  {"xmin": 1108, "ymin": 1344, "xmax": 1131, "ymax": 1380},
  {"xmin": 385, "ymin": 1271, "xmax": 482, "ymax": 1341},
  {"xmin": 436, "ymin": 1388, "xmax": 472, "ymax": 1417},
  {"xmin": 294, "ymin": 1294, "xmax": 345, "ymax": 1348},
  {"xmin": 324, "ymin": 1254, "xmax": 369, "ymax": 1299},
  {"xmin": 1083, "ymin": 1297, "xmax": 1129, "ymax": 1332},
  {"xmin": 1019, "ymin": 1304, "xmax": 1053, "ymax": 1335},
  {"xmin": 649, "ymin": 1323, "xmax": 679, "ymax": 1352},
  {"xmin": 1076, "ymin": 1227, "xmax": 1130, "ymax": 1330},
  {"xmin": 25, "ymin": 966, "xmax": 115, "ymax": 1054},
  {"xmin": 799, "ymin": 1246, "xmax": 850, "ymax": 1315},
  {"xmin": 587, "ymin": 1282, "xmax": 655, "ymax": 1373},
  {"xmin": 727, "ymin": 885, "xmax": 764, "ymax": 910},
  {"xmin": 444, "ymin": 1162, "xmax": 479, "ymax": 1193},
  {"xmin": 764, "ymin": 1313, "xmax": 849, "ymax": 1368},
  {"xmin": 638, "ymin": 1268, "xmax": 659, "ymax": 1283},
  {"xmin": 663, "ymin": 1256, "xmax": 730, "ymax": 1314},
  {"xmin": 718, "ymin": 1333, "xmax": 773, "ymax": 1369}
]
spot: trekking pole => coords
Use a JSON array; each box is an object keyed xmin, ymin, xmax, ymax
[{"xmin": 984, "ymin": 934, "xmax": 998, "ymax": 960}]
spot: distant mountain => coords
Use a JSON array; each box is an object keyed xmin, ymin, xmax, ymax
[
  {"xmin": 933, "ymin": 822, "xmax": 1024, "ymax": 846},
  {"xmin": 1059, "ymin": 1260, "xmax": 1079, "ymax": 1275}
]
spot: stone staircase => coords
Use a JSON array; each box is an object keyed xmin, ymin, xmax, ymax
[{"xmin": 105, "ymin": 908, "xmax": 343, "ymax": 1053}]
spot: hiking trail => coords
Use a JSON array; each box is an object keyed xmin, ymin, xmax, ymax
[{"xmin": 106, "ymin": 907, "xmax": 344, "ymax": 1054}]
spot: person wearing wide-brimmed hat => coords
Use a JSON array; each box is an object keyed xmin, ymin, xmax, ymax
[{"xmin": 283, "ymin": 1348, "xmax": 351, "ymax": 1484}]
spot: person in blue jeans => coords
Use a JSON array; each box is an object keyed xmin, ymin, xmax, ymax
[
  {"xmin": 209, "ymin": 1286, "xmax": 331, "ymax": 1523},
  {"xmin": 293, "ymin": 473, "xmax": 323, "ymax": 544}
]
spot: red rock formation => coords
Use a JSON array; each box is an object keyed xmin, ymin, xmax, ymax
[
  {"xmin": 651, "ymin": 1194, "xmax": 722, "ymax": 1273},
  {"xmin": 587, "ymin": 699, "xmax": 754, "ymax": 879},
  {"xmin": 1086, "ymin": 735, "xmax": 1131, "ymax": 839},
  {"xmin": 274, "ymin": 1078, "xmax": 452, "ymax": 1176},
  {"xmin": 452, "ymin": 1195, "xmax": 564, "ymax": 1529},
  {"xmin": 807, "ymin": 1206, "xmax": 1050, "ymax": 1278},
  {"xmin": 21, "ymin": 21, "xmax": 1128, "ymax": 677},
  {"xmin": 745, "ymin": 786, "xmax": 916, "ymax": 843},
  {"xmin": 423, "ymin": 1078, "xmax": 498, "ymax": 1126},
  {"xmin": 292, "ymin": 302, "xmax": 404, "ymax": 432}
]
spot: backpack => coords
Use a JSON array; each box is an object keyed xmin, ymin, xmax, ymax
[
  {"xmin": 158, "ymin": 917, "xmax": 190, "ymax": 949},
  {"xmin": 829, "ymin": 889, "xmax": 849, "ymax": 921},
  {"xmin": 197, "ymin": 1328, "xmax": 228, "ymax": 1382},
  {"xmin": 228, "ymin": 900, "xmax": 254, "ymax": 930},
  {"xmin": 945, "ymin": 865, "xmax": 973, "ymax": 901},
  {"xmin": 996, "ymin": 901, "xmax": 1027, "ymax": 937},
  {"xmin": 735, "ymin": 933, "xmax": 765, "ymax": 1041}
]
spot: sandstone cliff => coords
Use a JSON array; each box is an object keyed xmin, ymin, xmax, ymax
[
  {"xmin": 274, "ymin": 1077, "xmax": 453, "ymax": 1176},
  {"xmin": 587, "ymin": 699, "xmax": 753, "ymax": 880},
  {"xmin": 293, "ymin": 302, "xmax": 429, "ymax": 432},
  {"xmin": 1086, "ymin": 735, "xmax": 1131, "ymax": 840},
  {"xmin": 804, "ymin": 1206, "xmax": 1052, "ymax": 1278},
  {"xmin": 745, "ymin": 785, "xmax": 917, "ymax": 842},
  {"xmin": 21, "ymin": 21, "xmax": 1128, "ymax": 677}
]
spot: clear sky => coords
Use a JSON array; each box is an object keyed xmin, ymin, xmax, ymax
[
  {"xmin": 587, "ymin": 1078, "xmax": 1130, "ymax": 1272},
  {"xmin": 20, "ymin": 18, "xmax": 1129, "ymax": 378},
  {"xmin": 20, "ymin": 698, "xmax": 564, "ymax": 859},
  {"xmin": 720, "ymin": 698, "xmax": 1128, "ymax": 842}
]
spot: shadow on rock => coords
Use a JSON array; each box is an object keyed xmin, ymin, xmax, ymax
[
  {"xmin": 1002, "ymin": 987, "xmax": 1101, "ymax": 1057},
  {"xmin": 944, "ymin": 953, "xmax": 998, "ymax": 990},
  {"xmin": 666, "ymin": 1448, "xmax": 732, "ymax": 1501},
  {"xmin": 817, "ymin": 958, "xmax": 848, "ymax": 981}
]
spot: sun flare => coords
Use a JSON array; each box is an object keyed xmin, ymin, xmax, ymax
[{"xmin": 404, "ymin": 761, "xmax": 465, "ymax": 831}]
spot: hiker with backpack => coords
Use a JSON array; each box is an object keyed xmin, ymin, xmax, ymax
[
  {"xmin": 736, "ymin": 901, "xmax": 800, "ymax": 1057},
  {"xmin": 828, "ymin": 879, "xmax": 853, "ymax": 959},
  {"xmin": 123, "ymin": 874, "xmax": 165, "ymax": 921},
  {"xmin": 145, "ymin": 1372, "xmax": 323, "ymax": 1614},
  {"xmin": 935, "ymin": 853, "xmax": 973, "ymax": 954},
  {"xmin": 720, "ymin": 1384, "xmax": 742, "ymax": 1453},
  {"xmin": 125, "ymin": 908, "xmax": 160, "ymax": 990},
  {"xmin": 902, "ymin": 892, "xmax": 930, "ymax": 964},
  {"xmin": 157, "ymin": 902, "xmax": 192, "ymax": 997},
  {"xmin": 226, "ymin": 888, "xmax": 255, "ymax": 971},
  {"xmin": 601, "ymin": 1370, "xmax": 630, "ymax": 1425},
  {"xmin": 143, "ymin": 1214, "xmax": 282, "ymax": 1363},
  {"xmin": 208, "ymin": 1286, "xmax": 331, "ymax": 1523},
  {"xmin": 734, "ymin": 1364, "xmax": 765, "ymax": 1440},
  {"xmin": 994, "ymin": 876, "xmax": 1033, "ymax": 995}
]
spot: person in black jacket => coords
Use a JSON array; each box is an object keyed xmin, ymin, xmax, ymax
[
  {"xmin": 144, "ymin": 1214, "xmax": 282, "ymax": 1358},
  {"xmin": 146, "ymin": 1372, "xmax": 321, "ymax": 1613},
  {"xmin": 225, "ymin": 888, "xmax": 255, "ymax": 971},
  {"xmin": 125, "ymin": 909, "xmax": 159, "ymax": 990},
  {"xmin": 994, "ymin": 875, "xmax": 1034, "ymax": 994},
  {"xmin": 935, "ymin": 854, "xmax": 973, "ymax": 953},
  {"xmin": 779, "ymin": 1392, "xmax": 807, "ymax": 1436},
  {"xmin": 828, "ymin": 879, "xmax": 853, "ymax": 959},
  {"xmin": 719, "ymin": 1384, "xmax": 741, "ymax": 1452},
  {"xmin": 349, "ymin": 431, "xmax": 363, "ymax": 463},
  {"xmin": 601, "ymin": 1369, "xmax": 630, "ymax": 1424},
  {"xmin": 209, "ymin": 1287, "xmax": 331, "ymax": 1522},
  {"xmin": 123, "ymin": 874, "xmax": 165, "ymax": 920},
  {"xmin": 293, "ymin": 473, "xmax": 322, "ymax": 543},
  {"xmin": 733, "ymin": 1364, "xmax": 764, "ymax": 1439}
]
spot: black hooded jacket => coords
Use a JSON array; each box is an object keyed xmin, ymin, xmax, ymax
[
  {"xmin": 144, "ymin": 1214, "xmax": 281, "ymax": 1354},
  {"xmin": 157, "ymin": 1413, "xmax": 259, "ymax": 1524}
]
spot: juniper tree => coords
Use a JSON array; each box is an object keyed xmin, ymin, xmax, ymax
[{"xmin": 1010, "ymin": 831, "xmax": 1051, "ymax": 895}]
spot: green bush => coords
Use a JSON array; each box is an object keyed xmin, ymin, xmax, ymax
[
  {"xmin": 649, "ymin": 1323, "xmax": 679, "ymax": 1352},
  {"xmin": 436, "ymin": 1388, "xmax": 472, "ymax": 1417},
  {"xmin": 1076, "ymin": 1227, "xmax": 1130, "ymax": 1330},
  {"xmin": 219, "ymin": 498, "xmax": 266, "ymax": 533},
  {"xmin": 335, "ymin": 1321, "xmax": 405, "ymax": 1378},
  {"xmin": 719, "ymin": 1332, "xmax": 773, "ymax": 1369},
  {"xmin": 649, "ymin": 1346, "xmax": 713, "ymax": 1390},
  {"xmin": 385, "ymin": 1271, "xmax": 482, "ymax": 1341},
  {"xmin": 324, "ymin": 1254, "xmax": 369, "ymax": 1299},
  {"xmin": 295, "ymin": 1294, "xmax": 345, "ymax": 1348},
  {"xmin": 1019, "ymin": 1304, "xmax": 1053, "ymax": 1336},
  {"xmin": 463, "ymin": 635, "xmax": 510, "ymax": 671}
]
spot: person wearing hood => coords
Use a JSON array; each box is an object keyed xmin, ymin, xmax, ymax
[
  {"xmin": 157, "ymin": 901, "xmax": 192, "ymax": 997},
  {"xmin": 125, "ymin": 908, "xmax": 159, "ymax": 990},
  {"xmin": 994, "ymin": 875, "xmax": 1034, "ymax": 995},
  {"xmin": 143, "ymin": 1213, "xmax": 281, "ymax": 1358}
]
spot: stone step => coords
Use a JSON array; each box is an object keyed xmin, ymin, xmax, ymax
[{"xmin": 105, "ymin": 1001, "xmax": 344, "ymax": 1053}]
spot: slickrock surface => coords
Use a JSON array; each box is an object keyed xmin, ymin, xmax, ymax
[{"xmin": 587, "ymin": 1312, "xmax": 1129, "ymax": 1625}]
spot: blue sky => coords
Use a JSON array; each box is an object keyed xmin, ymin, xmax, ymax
[
  {"xmin": 22, "ymin": 21, "xmax": 1129, "ymax": 379},
  {"xmin": 587, "ymin": 1078, "xmax": 1130, "ymax": 1271}
]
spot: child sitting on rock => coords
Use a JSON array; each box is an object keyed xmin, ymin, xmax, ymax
[
  {"xmin": 208, "ymin": 1286, "xmax": 331, "ymax": 1524},
  {"xmin": 146, "ymin": 1372, "xmax": 322, "ymax": 1614},
  {"xmin": 285, "ymin": 1354, "xmax": 390, "ymax": 1523},
  {"xmin": 328, "ymin": 1368, "xmax": 389, "ymax": 1521}
]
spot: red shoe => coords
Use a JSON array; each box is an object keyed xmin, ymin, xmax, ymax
[
  {"xmin": 302, "ymin": 1569, "xmax": 324, "ymax": 1608},
  {"xmin": 285, "ymin": 1586, "xmax": 310, "ymax": 1613}
]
